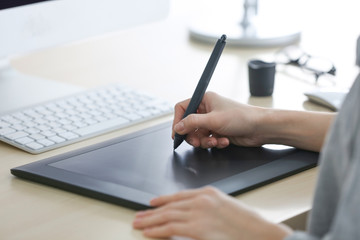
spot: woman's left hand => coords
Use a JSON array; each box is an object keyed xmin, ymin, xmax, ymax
[{"xmin": 133, "ymin": 186, "xmax": 292, "ymax": 240}]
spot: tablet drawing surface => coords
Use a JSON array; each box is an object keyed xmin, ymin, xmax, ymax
[{"xmin": 11, "ymin": 122, "xmax": 318, "ymax": 209}]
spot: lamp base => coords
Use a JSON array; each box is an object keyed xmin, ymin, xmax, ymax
[{"xmin": 189, "ymin": 20, "xmax": 301, "ymax": 47}]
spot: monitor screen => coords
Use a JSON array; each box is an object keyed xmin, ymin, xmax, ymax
[
  {"xmin": 0, "ymin": 0, "xmax": 169, "ymax": 113},
  {"xmin": 0, "ymin": 0, "xmax": 169, "ymax": 58}
]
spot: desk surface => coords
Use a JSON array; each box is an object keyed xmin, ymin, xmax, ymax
[{"xmin": 2, "ymin": 0, "xmax": 360, "ymax": 239}]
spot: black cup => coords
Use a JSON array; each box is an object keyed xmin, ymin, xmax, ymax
[{"xmin": 248, "ymin": 60, "xmax": 276, "ymax": 96}]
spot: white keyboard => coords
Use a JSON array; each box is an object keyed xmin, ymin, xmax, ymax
[{"xmin": 0, "ymin": 84, "xmax": 173, "ymax": 154}]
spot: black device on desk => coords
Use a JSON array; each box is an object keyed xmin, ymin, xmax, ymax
[{"xmin": 11, "ymin": 121, "xmax": 318, "ymax": 210}]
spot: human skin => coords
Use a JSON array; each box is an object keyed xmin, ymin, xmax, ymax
[
  {"xmin": 133, "ymin": 91, "xmax": 335, "ymax": 239},
  {"xmin": 133, "ymin": 186, "xmax": 292, "ymax": 240},
  {"xmin": 171, "ymin": 92, "xmax": 334, "ymax": 152}
]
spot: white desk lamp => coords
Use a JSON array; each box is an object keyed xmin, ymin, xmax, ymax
[{"xmin": 189, "ymin": 0, "xmax": 301, "ymax": 47}]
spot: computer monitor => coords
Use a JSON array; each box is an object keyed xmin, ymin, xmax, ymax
[{"xmin": 0, "ymin": 0, "xmax": 169, "ymax": 114}]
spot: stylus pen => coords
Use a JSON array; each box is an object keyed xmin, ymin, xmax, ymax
[{"xmin": 173, "ymin": 34, "xmax": 227, "ymax": 150}]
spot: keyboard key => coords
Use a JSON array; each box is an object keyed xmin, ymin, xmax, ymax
[
  {"xmin": 47, "ymin": 122, "xmax": 62, "ymax": 128},
  {"xmin": 15, "ymin": 137, "xmax": 34, "ymax": 145},
  {"xmin": 37, "ymin": 139, "xmax": 55, "ymax": 147},
  {"xmin": 0, "ymin": 121, "xmax": 10, "ymax": 128},
  {"xmin": 41, "ymin": 131, "xmax": 56, "ymax": 137},
  {"xmin": 1, "ymin": 116, "xmax": 21, "ymax": 124},
  {"xmin": 32, "ymin": 118, "xmax": 48, "ymax": 125},
  {"xmin": 36, "ymin": 125, "xmax": 51, "ymax": 131},
  {"xmin": 63, "ymin": 125, "xmax": 77, "ymax": 131},
  {"xmin": 53, "ymin": 128, "xmax": 67, "ymax": 134},
  {"xmin": 25, "ymin": 142, "xmax": 44, "ymax": 150},
  {"xmin": 93, "ymin": 116, "xmax": 107, "ymax": 122},
  {"xmin": 12, "ymin": 113, "xmax": 32, "ymax": 122},
  {"xmin": 0, "ymin": 127, "xmax": 16, "ymax": 136},
  {"xmin": 25, "ymin": 128, "xmax": 41, "ymax": 134},
  {"xmin": 12, "ymin": 124, "xmax": 27, "ymax": 131},
  {"xmin": 48, "ymin": 136, "xmax": 66, "ymax": 144},
  {"xmin": 4, "ymin": 131, "xmax": 28, "ymax": 140},
  {"xmin": 22, "ymin": 121, "xmax": 38, "ymax": 128},
  {"xmin": 29, "ymin": 133, "xmax": 46, "ymax": 140},
  {"xmin": 124, "ymin": 113, "xmax": 142, "ymax": 121},
  {"xmin": 23, "ymin": 110, "xmax": 42, "ymax": 119},
  {"xmin": 58, "ymin": 132, "xmax": 79, "ymax": 140},
  {"xmin": 138, "ymin": 111, "xmax": 152, "ymax": 118},
  {"xmin": 58, "ymin": 119, "xmax": 72, "ymax": 125},
  {"xmin": 83, "ymin": 119, "xmax": 98, "ymax": 125}
]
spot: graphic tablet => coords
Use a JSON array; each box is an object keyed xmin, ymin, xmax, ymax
[{"xmin": 11, "ymin": 122, "xmax": 318, "ymax": 210}]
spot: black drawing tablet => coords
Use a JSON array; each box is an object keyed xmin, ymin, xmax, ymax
[{"xmin": 11, "ymin": 122, "xmax": 318, "ymax": 210}]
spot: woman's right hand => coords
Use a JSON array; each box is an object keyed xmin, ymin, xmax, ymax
[
  {"xmin": 172, "ymin": 91, "xmax": 266, "ymax": 149},
  {"xmin": 172, "ymin": 91, "xmax": 335, "ymax": 152}
]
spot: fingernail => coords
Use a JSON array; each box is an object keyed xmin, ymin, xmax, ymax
[
  {"xmin": 174, "ymin": 122, "xmax": 185, "ymax": 132},
  {"xmin": 149, "ymin": 199, "xmax": 157, "ymax": 206}
]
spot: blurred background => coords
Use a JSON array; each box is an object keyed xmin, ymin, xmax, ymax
[{"xmin": 11, "ymin": 0, "xmax": 360, "ymax": 110}]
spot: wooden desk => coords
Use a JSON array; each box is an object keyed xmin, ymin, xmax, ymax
[{"xmin": 1, "ymin": 0, "xmax": 359, "ymax": 239}]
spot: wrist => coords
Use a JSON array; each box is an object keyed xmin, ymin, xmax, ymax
[
  {"xmin": 256, "ymin": 108, "xmax": 334, "ymax": 152},
  {"xmin": 255, "ymin": 108, "xmax": 295, "ymax": 146},
  {"xmin": 262, "ymin": 222, "xmax": 293, "ymax": 240},
  {"xmin": 245, "ymin": 210, "xmax": 293, "ymax": 240}
]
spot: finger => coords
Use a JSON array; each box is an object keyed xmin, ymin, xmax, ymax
[
  {"xmin": 171, "ymin": 92, "xmax": 215, "ymax": 139},
  {"xmin": 133, "ymin": 209, "xmax": 189, "ymax": 230},
  {"xmin": 210, "ymin": 133, "xmax": 230, "ymax": 148},
  {"xmin": 135, "ymin": 208, "xmax": 157, "ymax": 218},
  {"xmin": 216, "ymin": 137, "xmax": 230, "ymax": 148},
  {"xmin": 199, "ymin": 136, "xmax": 218, "ymax": 148},
  {"xmin": 136, "ymin": 198, "xmax": 192, "ymax": 220},
  {"xmin": 143, "ymin": 222, "xmax": 192, "ymax": 239},
  {"xmin": 174, "ymin": 113, "xmax": 214, "ymax": 137},
  {"xmin": 172, "ymin": 99, "xmax": 191, "ymax": 138},
  {"xmin": 184, "ymin": 128, "xmax": 212, "ymax": 148},
  {"xmin": 150, "ymin": 188, "xmax": 211, "ymax": 206},
  {"xmin": 195, "ymin": 132, "xmax": 230, "ymax": 149}
]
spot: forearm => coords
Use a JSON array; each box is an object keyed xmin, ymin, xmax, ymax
[{"xmin": 256, "ymin": 109, "xmax": 336, "ymax": 152}]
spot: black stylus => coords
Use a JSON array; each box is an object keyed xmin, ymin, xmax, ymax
[{"xmin": 173, "ymin": 34, "xmax": 227, "ymax": 150}]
